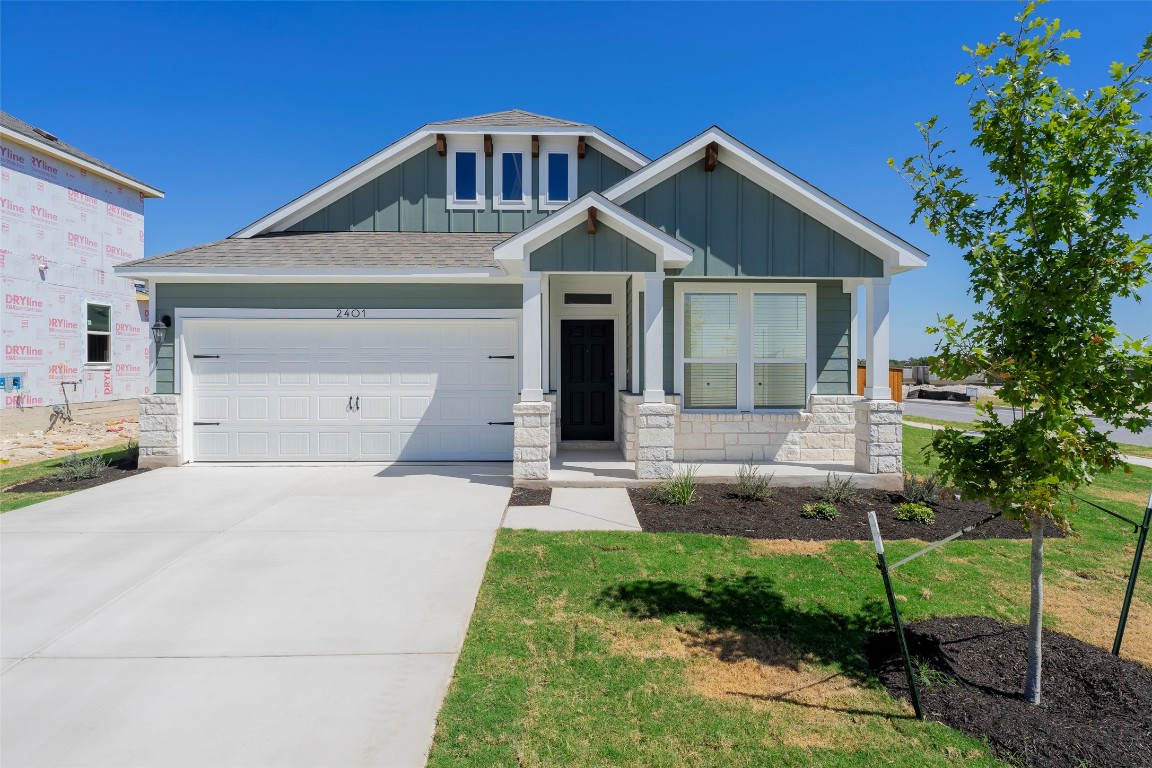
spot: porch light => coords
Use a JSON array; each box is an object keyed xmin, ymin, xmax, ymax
[{"xmin": 151, "ymin": 315, "xmax": 171, "ymax": 345}]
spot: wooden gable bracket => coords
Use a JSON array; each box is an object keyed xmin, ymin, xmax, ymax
[
  {"xmin": 704, "ymin": 141, "xmax": 719, "ymax": 172},
  {"xmin": 587, "ymin": 207, "xmax": 597, "ymax": 235},
  {"xmin": 484, "ymin": 134, "xmax": 493, "ymax": 158},
  {"xmin": 435, "ymin": 134, "xmax": 447, "ymax": 157},
  {"xmin": 577, "ymin": 136, "xmax": 587, "ymax": 159},
  {"xmin": 531, "ymin": 135, "xmax": 539, "ymax": 159}
]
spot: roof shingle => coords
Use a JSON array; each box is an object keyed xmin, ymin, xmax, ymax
[
  {"xmin": 431, "ymin": 110, "xmax": 584, "ymax": 128},
  {"xmin": 118, "ymin": 231, "xmax": 515, "ymax": 271}
]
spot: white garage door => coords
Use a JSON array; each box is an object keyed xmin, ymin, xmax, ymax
[{"xmin": 187, "ymin": 319, "xmax": 517, "ymax": 462}]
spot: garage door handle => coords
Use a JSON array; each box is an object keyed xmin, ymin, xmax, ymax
[
  {"xmin": 193, "ymin": 421, "xmax": 220, "ymax": 426},
  {"xmin": 487, "ymin": 421, "xmax": 514, "ymax": 426},
  {"xmin": 193, "ymin": 354, "xmax": 220, "ymax": 359},
  {"xmin": 488, "ymin": 355, "xmax": 515, "ymax": 359}
]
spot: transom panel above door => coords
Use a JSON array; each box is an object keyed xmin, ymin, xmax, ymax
[{"xmin": 186, "ymin": 319, "xmax": 517, "ymax": 461}]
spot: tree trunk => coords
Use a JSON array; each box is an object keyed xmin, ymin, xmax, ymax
[{"xmin": 1024, "ymin": 508, "xmax": 1045, "ymax": 705}]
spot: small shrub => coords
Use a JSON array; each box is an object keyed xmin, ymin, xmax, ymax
[
  {"xmin": 53, "ymin": 452, "xmax": 109, "ymax": 482},
  {"xmin": 734, "ymin": 460, "xmax": 775, "ymax": 501},
  {"xmin": 902, "ymin": 471, "xmax": 941, "ymax": 504},
  {"xmin": 801, "ymin": 501, "xmax": 839, "ymax": 520},
  {"xmin": 655, "ymin": 464, "xmax": 699, "ymax": 505},
  {"xmin": 818, "ymin": 472, "xmax": 860, "ymax": 504},
  {"xmin": 894, "ymin": 501, "xmax": 936, "ymax": 524}
]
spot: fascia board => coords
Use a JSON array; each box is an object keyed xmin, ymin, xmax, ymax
[
  {"xmin": 423, "ymin": 124, "xmax": 649, "ymax": 169},
  {"xmin": 111, "ymin": 267, "xmax": 511, "ymax": 283},
  {"xmin": 230, "ymin": 130, "xmax": 437, "ymax": 238},
  {"xmin": 0, "ymin": 127, "xmax": 164, "ymax": 198},
  {"xmin": 493, "ymin": 192, "xmax": 693, "ymax": 268},
  {"xmin": 604, "ymin": 128, "xmax": 929, "ymax": 272}
]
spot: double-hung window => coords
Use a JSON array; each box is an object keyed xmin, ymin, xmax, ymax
[
  {"xmin": 86, "ymin": 303, "xmax": 111, "ymax": 365},
  {"xmin": 678, "ymin": 285, "xmax": 815, "ymax": 410}
]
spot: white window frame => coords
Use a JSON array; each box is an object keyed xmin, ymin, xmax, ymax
[
  {"xmin": 85, "ymin": 300, "xmax": 113, "ymax": 367},
  {"xmin": 492, "ymin": 137, "xmax": 532, "ymax": 211},
  {"xmin": 447, "ymin": 138, "xmax": 485, "ymax": 210},
  {"xmin": 674, "ymin": 282, "xmax": 817, "ymax": 411},
  {"xmin": 539, "ymin": 138, "xmax": 578, "ymax": 210}
]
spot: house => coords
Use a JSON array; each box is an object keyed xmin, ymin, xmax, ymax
[
  {"xmin": 114, "ymin": 110, "xmax": 925, "ymax": 481},
  {"xmin": 0, "ymin": 112, "xmax": 164, "ymax": 434}
]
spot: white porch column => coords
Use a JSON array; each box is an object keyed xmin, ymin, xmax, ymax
[
  {"xmin": 864, "ymin": 277, "xmax": 891, "ymax": 400},
  {"xmin": 643, "ymin": 272, "xmax": 665, "ymax": 403},
  {"xmin": 520, "ymin": 273, "xmax": 544, "ymax": 402}
]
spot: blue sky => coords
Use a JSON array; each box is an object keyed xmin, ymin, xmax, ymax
[{"xmin": 2, "ymin": 1, "xmax": 1149, "ymax": 358}]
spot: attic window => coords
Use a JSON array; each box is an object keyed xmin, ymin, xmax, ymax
[
  {"xmin": 539, "ymin": 139, "xmax": 577, "ymax": 210},
  {"xmin": 448, "ymin": 142, "xmax": 485, "ymax": 210},
  {"xmin": 492, "ymin": 138, "xmax": 532, "ymax": 210}
]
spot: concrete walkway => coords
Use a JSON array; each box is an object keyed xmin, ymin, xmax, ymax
[
  {"xmin": 503, "ymin": 487, "xmax": 641, "ymax": 531},
  {"xmin": 1, "ymin": 463, "xmax": 511, "ymax": 768}
]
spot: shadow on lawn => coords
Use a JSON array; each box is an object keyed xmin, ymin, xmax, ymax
[{"xmin": 598, "ymin": 572, "xmax": 896, "ymax": 695}]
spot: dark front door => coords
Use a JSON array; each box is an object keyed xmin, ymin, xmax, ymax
[{"xmin": 561, "ymin": 319, "xmax": 614, "ymax": 441}]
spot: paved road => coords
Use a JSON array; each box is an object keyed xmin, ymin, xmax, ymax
[
  {"xmin": 903, "ymin": 400, "xmax": 1152, "ymax": 448},
  {"xmin": 1, "ymin": 464, "xmax": 511, "ymax": 768}
]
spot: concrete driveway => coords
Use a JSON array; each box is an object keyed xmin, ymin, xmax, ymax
[{"xmin": 1, "ymin": 464, "xmax": 510, "ymax": 768}]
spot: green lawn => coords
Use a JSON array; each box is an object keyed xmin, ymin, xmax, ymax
[
  {"xmin": 0, "ymin": 443, "xmax": 137, "ymax": 513},
  {"xmin": 428, "ymin": 426, "xmax": 1151, "ymax": 767},
  {"xmin": 904, "ymin": 416, "xmax": 1152, "ymax": 460}
]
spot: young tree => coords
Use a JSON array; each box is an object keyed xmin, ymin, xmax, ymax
[{"xmin": 892, "ymin": 1, "xmax": 1152, "ymax": 705}]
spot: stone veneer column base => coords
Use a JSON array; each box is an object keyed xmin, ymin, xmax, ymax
[
  {"xmin": 513, "ymin": 401, "xmax": 552, "ymax": 480},
  {"xmin": 138, "ymin": 394, "xmax": 181, "ymax": 469},
  {"xmin": 635, "ymin": 402, "xmax": 676, "ymax": 479},
  {"xmin": 854, "ymin": 399, "xmax": 903, "ymax": 474}
]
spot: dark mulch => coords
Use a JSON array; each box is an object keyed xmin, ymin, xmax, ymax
[
  {"xmin": 7, "ymin": 456, "xmax": 150, "ymax": 494},
  {"xmin": 868, "ymin": 616, "xmax": 1152, "ymax": 768},
  {"xmin": 629, "ymin": 484, "xmax": 1064, "ymax": 541},
  {"xmin": 508, "ymin": 487, "xmax": 552, "ymax": 507}
]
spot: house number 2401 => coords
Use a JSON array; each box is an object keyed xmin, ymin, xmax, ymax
[{"xmin": 335, "ymin": 309, "xmax": 367, "ymax": 318}]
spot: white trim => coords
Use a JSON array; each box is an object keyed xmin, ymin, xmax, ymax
[
  {"xmin": 520, "ymin": 274, "xmax": 544, "ymax": 401},
  {"xmin": 630, "ymin": 274, "xmax": 641, "ymax": 395},
  {"xmin": 447, "ymin": 137, "xmax": 486, "ymax": 211},
  {"xmin": 547, "ymin": 274, "xmax": 628, "ymax": 439},
  {"xmin": 603, "ymin": 127, "xmax": 929, "ymax": 274},
  {"xmin": 84, "ymin": 300, "xmax": 113, "ymax": 365},
  {"xmin": 642, "ymin": 273, "xmax": 665, "ymax": 402},
  {"xmin": 864, "ymin": 278, "xmax": 892, "ymax": 399},
  {"xmin": 0, "ymin": 127, "xmax": 164, "ymax": 198},
  {"xmin": 845, "ymin": 280, "xmax": 861, "ymax": 395},
  {"xmin": 539, "ymin": 137, "xmax": 577, "ymax": 210},
  {"xmin": 423, "ymin": 124, "xmax": 649, "ymax": 169},
  {"xmin": 232, "ymin": 130, "xmax": 435, "ymax": 237},
  {"xmin": 673, "ymin": 282, "xmax": 817, "ymax": 411},
  {"xmin": 491, "ymin": 136, "xmax": 532, "ymax": 211},
  {"xmin": 493, "ymin": 191, "xmax": 694, "ymax": 276}
]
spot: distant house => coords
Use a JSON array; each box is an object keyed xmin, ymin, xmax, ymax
[
  {"xmin": 115, "ymin": 110, "xmax": 924, "ymax": 479},
  {"xmin": 0, "ymin": 112, "xmax": 164, "ymax": 434}
]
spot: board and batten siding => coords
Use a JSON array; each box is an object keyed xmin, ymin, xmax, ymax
[
  {"xmin": 621, "ymin": 160, "xmax": 885, "ymax": 279},
  {"xmin": 529, "ymin": 219, "xmax": 657, "ymax": 272},
  {"xmin": 647, "ymin": 280, "xmax": 851, "ymax": 396},
  {"xmin": 152, "ymin": 283, "xmax": 521, "ymax": 394},
  {"xmin": 286, "ymin": 146, "xmax": 631, "ymax": 235}
]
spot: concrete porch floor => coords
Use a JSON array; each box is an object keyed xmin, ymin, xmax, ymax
[{"xmin": 522, "ymin": 449, "xmax": 903, "ymax": 490}]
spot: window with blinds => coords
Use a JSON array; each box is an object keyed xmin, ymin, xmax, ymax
[
  {"xmin": 754, "ymin": 293, "xmax": 807, "ymax": 409},
  {"xmin": 680, "ymin": 287, "xmax": 811, "ymax": 411},
  {"xmin": 683, "ymin": 293, "xmax": 738, "ymax": 408}
]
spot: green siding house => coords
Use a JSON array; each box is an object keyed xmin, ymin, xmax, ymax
[{"xmin": 116, "ymin": 110, "xmax": 926, "ymax": 482}]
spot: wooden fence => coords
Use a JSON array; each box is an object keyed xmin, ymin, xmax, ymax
[{"xmin": 856, "ymin": 366, "xmax": 904, "ymax": 402}]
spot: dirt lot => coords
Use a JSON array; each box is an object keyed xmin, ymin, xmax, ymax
[{"xmin": 0, "ymin": 418, "xmax": 139, "ymax": 467}]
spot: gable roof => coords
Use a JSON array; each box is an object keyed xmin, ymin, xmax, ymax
[
  {"xmin": 431, "ymin": 110, "xmax": 583, "ymax": 128},
  {"xmin": 603, "ymin": 127, "xmax": 928, "ymax": 274},
  {"xmin": 0, "ymin": 111, "xmax": 163, "ymax": 197},
  {"xmin": 231, "ymin": 111, "xmax": 648, "ymax": 238},
  {"xmin": 115, "ymin": 231, "xmax": 513, "ymax": 277},
  {"xmin": 493, "ymin": 192, "xmax": 694, "ymax": 276}
]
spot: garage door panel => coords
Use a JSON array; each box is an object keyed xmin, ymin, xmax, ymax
[{"xmin": 188, "ymin": 319, "xmax": 517, "ymax": 462}]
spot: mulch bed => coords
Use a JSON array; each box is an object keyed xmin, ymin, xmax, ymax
[
  {"xmin": 868, "ymin": 616, "xmax": 1152, "ymax": 768},
  {"xmin": 508, "ymin": 487, "xmax": 552, "ymax": 507},
  {"xmin": 629, "ymin": 484, "xmax": 1065, "ymax": 541},
  {"xmin": 6, "ymin": 457, "xmax": 150, "ymax": 494}
]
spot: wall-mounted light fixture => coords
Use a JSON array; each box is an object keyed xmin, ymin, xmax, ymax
[{"xmin": 151, "ymin": 315, "xmax": 172, "ymax": 345}]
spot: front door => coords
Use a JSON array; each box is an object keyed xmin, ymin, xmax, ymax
[{"xmin": 560, "ymin": 319, "xmax": 614, "ymax": 441}]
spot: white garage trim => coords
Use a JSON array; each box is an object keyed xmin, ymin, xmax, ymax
[{"xmin": 175, "ymin": 312, "xmax": 521, "ymax": 464}]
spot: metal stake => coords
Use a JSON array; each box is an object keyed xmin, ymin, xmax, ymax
[
  {"xmin": 1113, "ymin": 484, "xmax": 1152, "ymax": 657},
  {"xmin": 868, "ymin": 510, "xmax": 923, "ymax": 720}
]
